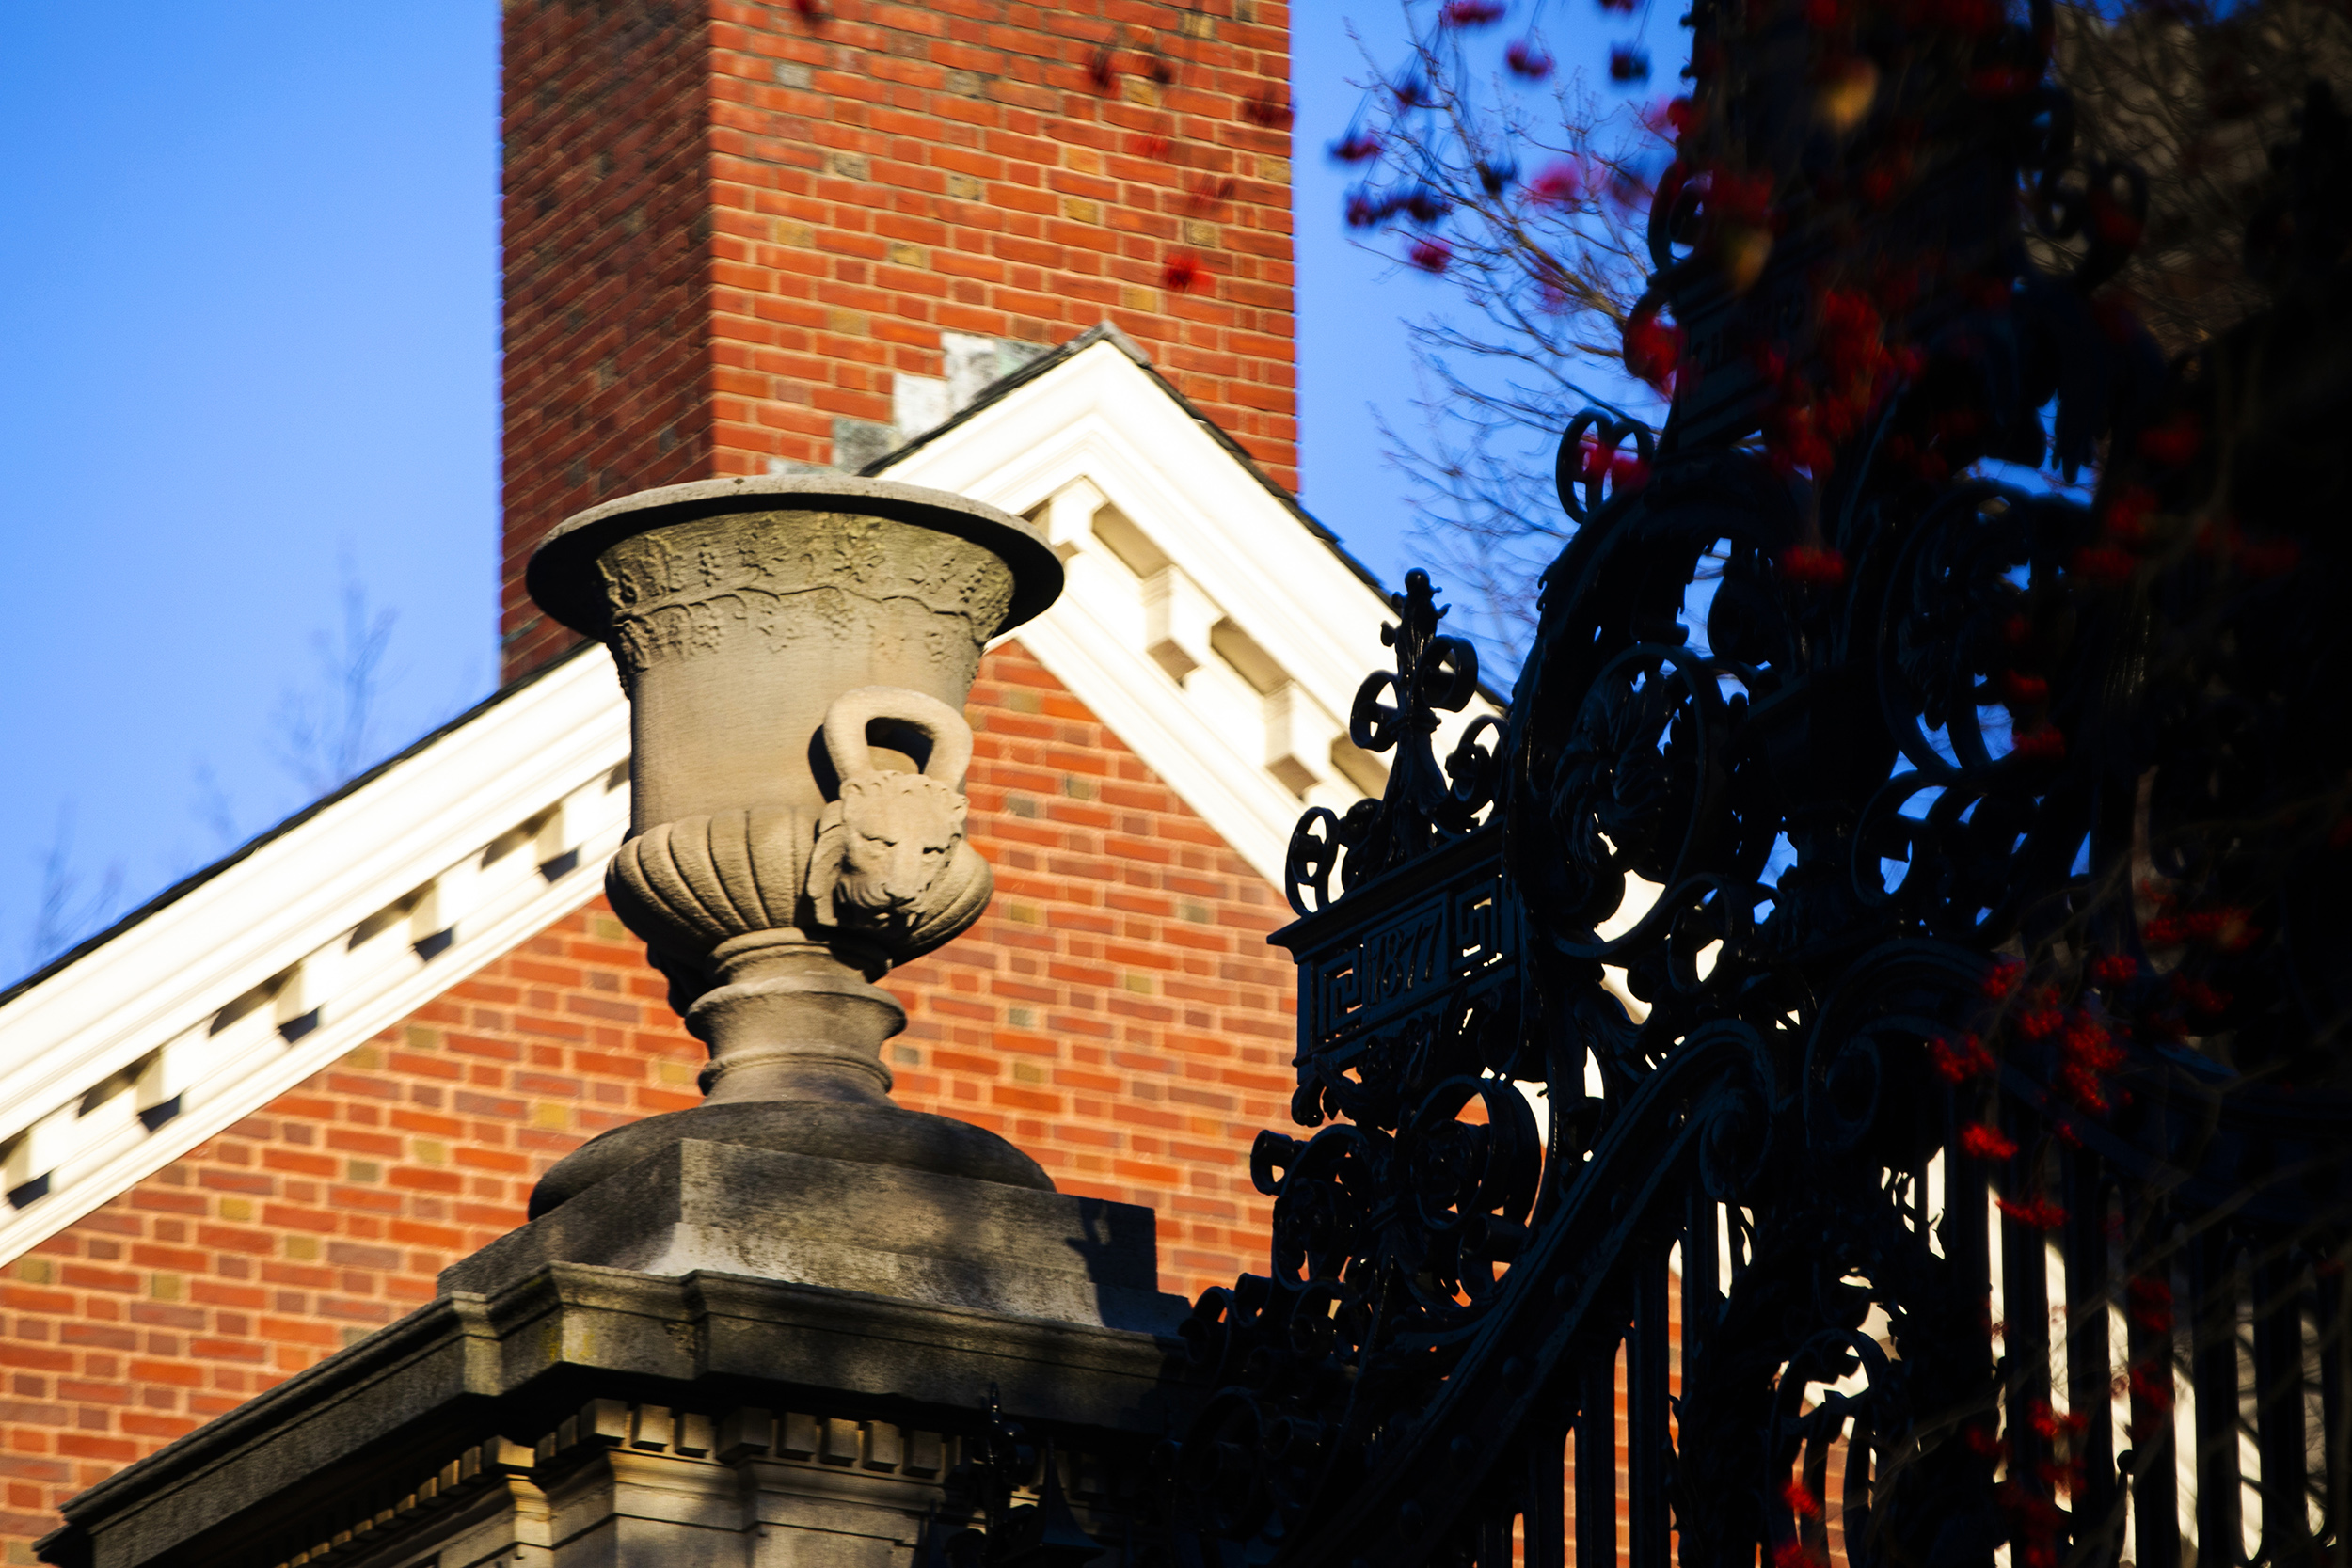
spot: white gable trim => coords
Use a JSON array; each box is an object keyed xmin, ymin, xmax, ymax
[
  {"xmin": 0, "ymin": 337, "xmax": 1494, "ymax": 1264},
  {"xmin": 878, "ymin": 339, "xmax": 1495, "ymax": 887},
  {"xmin": 0, "ymin": 649, "xmax": 633, "ymax": 1265}
]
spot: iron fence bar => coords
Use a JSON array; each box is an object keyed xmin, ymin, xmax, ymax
[
  {"xmin": 1476, "ymin": 1468, "xmax": 1518, "ymax": 1568},
  {"xmin": 2004, "ymin": 1116, "xmax": 2057, "ymax": 1563},
  {"xmin": 1628, "ymin": 1243, "xmax": 1671, "ymax": 1568},
  {"xmin": 2252, "ymin": 1248, "xmax": 2311, "ymax": 1560},
  {"xmin": 1524, "ymin": 1414, "xmax": 1566, "ymax": 1568},
  {"xmin": 1575, "ymin": 1348, "xmax": 1618, "ymax": 1568},
  {"xmin": 2123, "ymin": 1195, "xmax": 2181, "ymax": 1568},
  {"xmin": 2323, "ymin": 1234, "xmax": 2351, "ymax": 1554},
  {"xmin": 1799, "ymin": 1423, "xmax": 1833, "ymax": 1564},
  {"xmin": 1682, "ymin": 1187, "xmax": 1719, "ymax": 1385},
  {"xmin": 1843, "ymin": 1405, "xmax": 1876, "ymax": 1568},
  {"xmin": 2060, "ymin": 1145, "xmax": 2122, "ymax": 1564},
  {"xmin": 1947, "ymin": 1087, "xmax": 1995, "ymax": 1375},
  {"xmin": 2191, "ymin": 1227, "xmax": 2244, "ymax": 1559}
]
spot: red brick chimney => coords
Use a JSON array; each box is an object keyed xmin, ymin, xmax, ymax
[{"xmin": 499, "ymin": 0, "xmax": 1297, "ymax": 681}]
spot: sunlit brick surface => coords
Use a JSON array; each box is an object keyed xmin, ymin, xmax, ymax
[{"xmin": 0, "ymin": 643, "xmax": 1295, "ymax": 1559}]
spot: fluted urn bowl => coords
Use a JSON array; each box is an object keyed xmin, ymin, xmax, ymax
[{"xmin": 522, "ymin": 475, "xmax": 1063, "ymax": 1215}]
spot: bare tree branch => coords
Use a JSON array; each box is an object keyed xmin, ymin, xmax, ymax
[
  {"xmin": 270, "ymin": 559, "xmax": 400, "ymax": 796},
  {"xmin": 1331, "ymin": 0, "xmax": 2347, "ymax": 677},
  {"xmin": 1332, "ymin": 9, "xmax": 1675, "ymax": 671},
  {"xmin": 24, "ymin": 807, "xmax": 123, "ymax": 972}
]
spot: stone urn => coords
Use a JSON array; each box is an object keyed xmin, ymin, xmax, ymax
[{"xmin": 522, "ymin": 474, "xmax": 1063, "ymax": 1216}]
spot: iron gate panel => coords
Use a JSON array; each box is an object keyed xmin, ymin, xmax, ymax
[{"xmin": 1160, "ymin": 7, "xmax": 2352, "ymax": 1565}]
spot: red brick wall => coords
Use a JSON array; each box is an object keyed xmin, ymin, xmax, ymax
[
  {"xmin": 500, "ymin": 0, "xmax": 1297, "ymax": 680},
  {"xmin": 0, "ymin": 643, "xmax": 1295, "ymax": 1560},
  {"xmin": 501, "ymin": 1, "xmax": 723, "ymax": 679}
]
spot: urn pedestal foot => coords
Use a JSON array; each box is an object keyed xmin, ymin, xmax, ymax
[{"xmin": 689, "ymin": 930, "xmax": 903, "ymax": 1105}]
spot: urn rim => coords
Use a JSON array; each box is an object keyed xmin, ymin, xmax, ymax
[{"xmin": 525, "ymin": 473, "xmax": 1064, "ymax": 640}]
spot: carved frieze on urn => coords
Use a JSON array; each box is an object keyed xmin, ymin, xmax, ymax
[{"xmin": 523, "ymin": 475, "xmax": 1062, "ymax": 1214}]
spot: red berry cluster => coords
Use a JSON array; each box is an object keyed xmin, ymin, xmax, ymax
[{"xmin": 1624, "ymin": 309, "xmax": 1690, "ymax": 393}]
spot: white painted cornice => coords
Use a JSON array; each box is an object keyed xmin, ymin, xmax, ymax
[{"xmin": 0, "ymin": 650, "xmax": 633, "ymax": 1263}]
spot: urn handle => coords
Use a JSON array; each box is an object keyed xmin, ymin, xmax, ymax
[{"xmin": 821, "ymin": 686, "xmax": 975, "ymax": 792}]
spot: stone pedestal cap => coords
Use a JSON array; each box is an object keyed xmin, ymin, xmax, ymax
[
  {"xmin": 524, "ymin": 473, "xmax": 1064, "ymax": 642},
  {"xmin": 449, "ymin": 1139, "xmax": 1184, "ymax": 1331}
]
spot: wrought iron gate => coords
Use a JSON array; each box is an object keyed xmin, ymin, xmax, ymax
[{"xmin": 1164, "ymin": 2, "xmax": 2352, "ymax": 1563}]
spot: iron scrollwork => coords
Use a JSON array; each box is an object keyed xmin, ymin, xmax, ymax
[
  {"xmin": 1169, "ymin": 13, "xmax": 2351, "ymax": 1568},
  {"xmin": 1284, "ymin": 571, "xmax": 1502, "ymax": 917}
]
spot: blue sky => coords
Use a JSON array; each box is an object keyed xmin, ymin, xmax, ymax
[{"xmin": 0, "ymin": 1, "xmax": 1670, "ymax": 975}]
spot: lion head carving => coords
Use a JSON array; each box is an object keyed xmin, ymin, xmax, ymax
[
  {"xmin": 808, "ymin": 770, "xmax": 960, "ymax": 917},
  {"xmin": 803, "ymin": 686, "xmax": 994, "ymax": 956}
]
